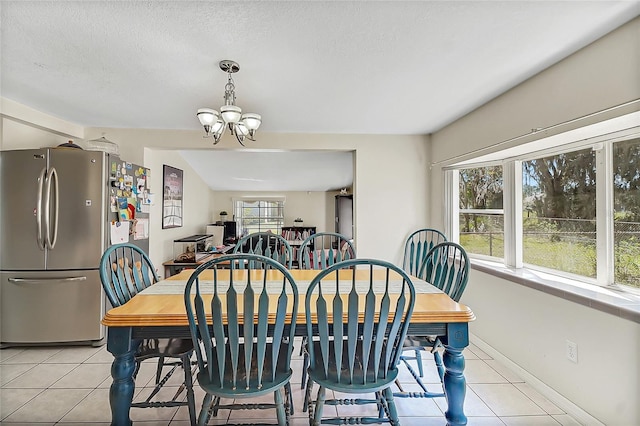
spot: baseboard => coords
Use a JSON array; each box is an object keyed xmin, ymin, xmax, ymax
[{"xmin": 469, "ymin": 333, "xmax": 604, "ymax": 426}]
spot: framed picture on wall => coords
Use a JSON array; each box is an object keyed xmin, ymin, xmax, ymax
[{"xmin": 162, "ymin": 165, "xmax": 183, "ymax": 229}]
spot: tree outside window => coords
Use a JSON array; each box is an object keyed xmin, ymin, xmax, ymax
[
  {"xmin": 613, "ymin": 138, "xmax": 640, "ymax": 287},
  {"xmin": 459, "ymin": 166, "xmax": 504, "ymax": 258},
  {"xmin": 522, "ymin": 148, "xmax": 597, "ymax": 278}
]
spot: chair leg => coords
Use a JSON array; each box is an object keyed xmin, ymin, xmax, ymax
[
  {"xmin": 395, "ymin": 354, "xmax": 445, "ymax": 398},
  {"xmin": 198, "ymin": 393, "xmax": 213, "ymax": 426},
  {"xmin": 303, "ymin": 375, "xmax": 313, "ymax": 412},
  {"xmin": 377, "ymin": 390, "xmax": 385, "ymax": 420},
  {"xmin": 311, "ymin": 385, "xmax": 325, "ymax": 426},
  {"xmin": 207, "ymin": 396, "xmax": 221, "ymax": 417},
  {"xmin": 434, "ymin": 349, "xmax": 445, "ymax": 384},
  {"xmin": 402, "ymin": 356, "xmax": 428, "ymax": 392},
  {"xmin": 299, "ymin": 336, "xmax": 306, "ymax": 356},
  {"xmin": 274, "ymin": 387, "xmax": 287, "ymax": 425},
  {"xmin": 301, "ymin": 349, "xmax": 309, "ymax": 390},
  {"xmin": 155, "ymin": 355, "xmax": 165, "ymax": 384},
  {"xmin": 383, "ymin": 387, "xmax": 401, "ymax": 426},
  {"xmin": 144, "ymin": 362, "xmax": 180, "ymax": 403},
  {"xmin": 415, "ymin": 348, "xmax": 424, "ymax": 377},
  {"xmin": 285, "ymin": 381, "xmax": 294, "ymax": 415},
  {"xmin": 181, "ymin": 353, "xmax": 197, "ymax": 426}
]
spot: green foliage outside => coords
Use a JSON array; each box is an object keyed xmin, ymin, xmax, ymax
[
  {"xmin": 613, "ymin": 237, "xmax": 640, "ymax": 287},
  {"xmin": 522, "ymin": 237, "xmax": 596, "ymax": 278},
  {"xmin": 460, "ymin": 233, "xmax": 504, "ymax": 258},
  {"xmin": 461, "ymin": 229, "xmax": 639, "ymax": 287},
  {"xmin": 459, "ymin": 139, "xmax": 640, "ymax": 289}
]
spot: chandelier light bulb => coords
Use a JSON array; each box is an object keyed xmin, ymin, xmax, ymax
[
  {"xmin": 220, "ymin": 105, "xmax": 242, "ymax": 124},
  {"xmin": 242, "ymin": 113, "xmax": 262, "ymax": 131},
  {"xmin": 197, "ymin": 108, "xmax": 217, "ymax": 126}
]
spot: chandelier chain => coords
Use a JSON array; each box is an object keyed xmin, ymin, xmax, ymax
[{"xmin": 224, "ymin": 74, "xmax": 236, "ymax": 105}]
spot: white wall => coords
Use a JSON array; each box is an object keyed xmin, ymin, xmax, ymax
[
  {"xmin": 462, "ymin": 271, "xmax": 640, "ymax": 425},
  {"xmin": 84, "ymin": 128, "xmax": 431, "ymax": 267},
  {"xmin": 1, "ymin": 102, "xmax": 429, "ymax": 272},
  {"xmin": 431, "ymin": 17, "xmax": 640, "ymax": 425},
  {"xmin": 1, "ymin": 98, "xmax": 85, "ymax": 147},
  {"xmin": 143, "ymin": 148, "xmax": 213, "ymax": 275}
]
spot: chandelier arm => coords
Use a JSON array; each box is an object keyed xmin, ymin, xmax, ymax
[
  {"xmin": 235, "ymin": 132, "xmax": 246, "ymax": 146},
  {"xmin": 211, "ymin": 126, "xmax": 225, "ymax": 145}
]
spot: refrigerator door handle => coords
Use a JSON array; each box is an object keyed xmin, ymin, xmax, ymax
[
  {"xmin": 8, "ymin": 276, "xmax": 88, "ymax": 283},
  {"xmin": 44, "ymin": 167, "xmax": 59, "ymax": 249},
  {"xmin": 36, "ymin": 167, "xmax": 47, "ymax": 250}
]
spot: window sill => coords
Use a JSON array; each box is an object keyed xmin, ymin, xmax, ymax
[{"xmin": 470, "ymin": 259, "xmax": 640, "ymax": 324}]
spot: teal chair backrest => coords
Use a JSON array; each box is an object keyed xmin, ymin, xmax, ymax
[
  {"xmin": 184, "ymin": 253, "xmax": 299, "ymax": 394},
  {"xmin": 298, "ymin": 232, "xmax": 356, "ymax": 270},
  {"xmin": 419, "ymin": 242, "xmax": 469, "ymax": 302},
  {"xmin": 402, "ymin": 228, "xmax": 447, "ymax": 277},
  {"xmin": 99, "ymin": 243, "xmax": 159, "ymax": 307},
  {"xmin": 233, "ymin": 232, "xmax": 293, "ymax": 269},
  {"xmin": 305, "ymin": 258, "xmax": 415, "ymax": 386}
]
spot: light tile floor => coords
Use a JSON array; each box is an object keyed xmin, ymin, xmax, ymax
[{"xmin": 0, "ymin": 340, "xmax": 583, "ymax": 425}]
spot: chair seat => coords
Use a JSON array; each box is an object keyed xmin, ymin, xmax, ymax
[
  {"xmin": 307, "ymin": 339, "xmax": 398, "ymax": 393},
  {"xmin": 197, "ymin": 342, "xmax": 292, "ymax": 398},
  {"xmin": 135, "ymin": 338, "xmax": 194, "ymax": 359}
]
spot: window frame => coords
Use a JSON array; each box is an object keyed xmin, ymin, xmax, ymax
[
  {"xmin": 233, "ymin": 197, "xmax": 285, "ymax": 236},
  {"xmin": 456, "ymin": 164, "xmax": 506, "ymax": 263},
  {"xmin": 444, "ymin": 117, "xmax": 640, "ymax": 292}
]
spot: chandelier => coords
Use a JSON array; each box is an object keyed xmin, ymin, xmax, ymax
[{"xmin": 196, "ymin": 60, "xmax": 262, "ymax": 146}]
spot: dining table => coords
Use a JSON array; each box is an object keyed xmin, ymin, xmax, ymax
[{"xmin": 102, "ymin": 267, "xmax": 475, "ymax": 426}]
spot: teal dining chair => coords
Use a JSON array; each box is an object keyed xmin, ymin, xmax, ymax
[
  {"xmin": 183, "ymin": 253, "xmax": 299, "ymax": 425},
  {"xmin": 396, "ymin": 241, "xmax": 470, "ymax": 399},
  {"xmin": 304, "ymin": 258, "xmax": 416, "ymax": 425},
  {"xmin": 297, "ymin": 231, "xmax": 356, "ymax": 270},
  {"xmin": 297, "ymin": 231, "xmax": 357, "ymax": 405},
  {"xmin": 402, "ymin": 228, "xmax": 447, "ymax": 277},
  {"xmin": 99, "ymin": 243, "xmax": 196, "ymax": 424},
  {"xmin": 398, "ymin": 228, "xmax": 447, "ymax": 383},
  {"xmin": 233, "ymin": 232, "xmax": 293, "ymax": 269}
]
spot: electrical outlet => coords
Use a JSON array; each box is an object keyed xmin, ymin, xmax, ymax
[{"xmin": 566, "ymin": 340, "xmax": 578, "ymax": 363}]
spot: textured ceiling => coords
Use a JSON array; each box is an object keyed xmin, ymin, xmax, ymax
[{"xmin": 2, "ymin": 1, "xmax": 638, "ymax": 190}]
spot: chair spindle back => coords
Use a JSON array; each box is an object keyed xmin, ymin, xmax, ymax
[
  {"xmin": 305, "ymin": 259, "xmax": 415, "ymax": 386},
  {"xmin": 184, "ymin": 254, "xmax": 299, "ymax": 394},
  {"xmin": 99, "ymin": 243, "xmax": 159, "ymax": 307},
  {"xmin": 419, "ymin": 242, "xmax": 469, "ymax": 302},
  {"xmin": 233, "ymin": 232, "xmax": 293, "ymax": 269},
  {"xmin": 298, "ymin": 232, "xmax": 356, "ymax": 270},
  {"xmin": 402, "ymin": 228, "xmax": 447, "ymax": 277}
]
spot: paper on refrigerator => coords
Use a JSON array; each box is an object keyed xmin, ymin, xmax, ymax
[{"xmin": 110, "ymin": 221, "xmax": 130, "ymax": 244}]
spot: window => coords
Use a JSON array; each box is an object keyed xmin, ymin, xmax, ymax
[
  {"xmin": 613, "ymin": 138, "xmax": 640, "ymax": 287},
  {"xmin": 234, "ymin": 199, "xmax": 284, "ymax": 236},
  {"xmin": 459, "ymin": 166, "xmax": 504, "ymax": 258},
  {"xmin": 522, "ymin": 149, "xmax": 597, "ymax": 278},
  {"xmin": 446, "ymin": 114, "xmax": 640, "ymax": 291}
]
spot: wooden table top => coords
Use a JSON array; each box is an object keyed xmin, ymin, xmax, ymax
[{"xmin": 102, "ymin": 268, "xmax": 475, "ymax": 327}]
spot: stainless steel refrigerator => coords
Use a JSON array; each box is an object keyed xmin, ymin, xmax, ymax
[{"xmin": 0, "ymin": 148, "xmax": 150, "ymax": 347}]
